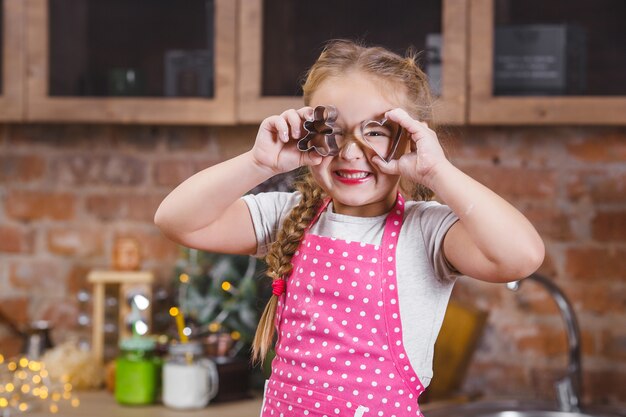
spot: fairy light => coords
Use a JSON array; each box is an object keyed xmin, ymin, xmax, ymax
[
  {"xmin": 0, "ymin": 356, "xmax": 79, "ymax": 414},
  {"xmin": 179, "ymin": 273, "xmax": 190, "ymax": 283},
  {"xmin": 221, "ymin": 281, "xmax": 232, "ymax": 291}
]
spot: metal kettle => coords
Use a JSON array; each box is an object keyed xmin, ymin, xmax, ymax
[{"xmin": 21, "ymin": 320, "xmax": 54, "ymax": 359}]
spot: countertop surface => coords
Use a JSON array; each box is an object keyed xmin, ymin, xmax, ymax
[{"xmin": 26, "ymin": 391, "xmax": 264, "ymax": 417}]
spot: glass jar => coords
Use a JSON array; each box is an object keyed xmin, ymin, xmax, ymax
[
  {"xmin": 115, "ymin": 337, "xmax": 160, "ymax": 405},
  {"xmin": 162, "ymin": 342, "xmax": 219, "ymax": 409}
]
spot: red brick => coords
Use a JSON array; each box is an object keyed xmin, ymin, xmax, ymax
[
  {"xmin": 215, "ymin": 126, "xmax": 257, "ymax": 159},
  {"xmin": 508, "ymin": 281, "xmax": 562, "ymax": 316},
  {"xmin": 163, "ymin": 126, "xmax": 213, "ymax": 151},
  {"xmin": 464, "ymin": 362, "xmax": 530, "ymax": 398},
  {"xmin": 113, "ymin": 230, "xmax": 179, "ymax": 267},
  {"xmin": 37, "ymin": 298, "xmax": 79, "ymax": 331},
  {"xmin": 5, "ymin": 190, "xmax": 75, "ymax": 221},
  {"xmin": 9, "ymin": 259, "xmax": 65, "ymax": 291},
  {"xmin": 0, "ymin": 155, "xmax": 46, "ymax": 183},
  {"xmin": 111, "ymin": 125, "xmax": 211, "ymax": 152},
  {"xmin": 0, "ymin": 224, "xmax": 35, "ymax": 253},
  {"xmin": 568, "ymin": 284, "xmax": 626, "ymax": 315},
  {"xmin": 0, "ymin": 296, "xmax": 30, "ymax": 327},
  {"xmin": 567, "ymin": 130, "xmax": 626, "ymax": 163},
  {"xmin": 46, "ymin": 226, "xmax": 105, "ymax": 257},
  {"xmin": 522, "ymin": 205, "xmax": 573, "ymax": 241},
  {"xmin": 0, "ymin": 335, "xmax": 23, "ymax": 358},
  {"xmin": 0, "ymin": 293, "xmax": 30, "ymax": 358},
  {"xmin": 153, "ymin": 159, "xmax": 200, "ymax": 187},
  {"xmin": 460, "ymin": 166, "xmax": 557, "ymax": 200},
  {"xmin": 86, "ymin": 193, "xmax": 164, "ymax": 222},
  {"xmin": 49, "ymin": 154, "xmax": 146, "ymax": 186},
  {"xmin": 599, "ymin": 328, "xmax": 626, "ymax": 361},
  {"xmin": 592, "ymin": 211, "xmax": 626, "ymax": 241},
  {"xmin": 536, "ymin": 250, "xmax": 557, "ymax": 277},
  {"xmin": 584, "ymin": 369, "xmax": 626, "ymax": 405},
  {"xmin": 567, "ymin": 170, "xmax": 626, "ymax": 204},
  {"xmin": 529, "ymin": 367, "xmax": 569, "ymax": 400},
  {"xmin": 66, "ymin": 264, "xmax": 93, "ymax": 295},
  {"xmin": 515, "ymin": 324, "xmax": 568, "ymax": 357},
  {"xmin": 447, "ymin": 127, "xmax": 506, "ymax": 162},
  {"xmin": 565, "ymin": 247, "xmax": 626, "ymax": 281},
  {"xmin": 8, "ymin": 124, "xmax": 112, "ymax": 149}
]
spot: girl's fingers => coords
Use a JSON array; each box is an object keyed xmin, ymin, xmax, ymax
[
  {"xmin": 385, "ymin": 108, "xmax": 429, "ymax": 139},
  {"xmin": 266, "ymin": 115, "xmax": 290, "ymax": 143},
  {"xmin": 281, "ymin": 109, "xmax": 304, "ymax": 140},
  {"xmin": 372, "ymin": 156, "xmax": 400, "ymax": 174},
  {"xmin": 297, "ymin": 106, "xmax": 315, "ymax": 122}
]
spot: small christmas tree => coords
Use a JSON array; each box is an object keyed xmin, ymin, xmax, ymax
[{"xmin": 171, "ymin": 248, "xmax": 270, "ymax": 358}]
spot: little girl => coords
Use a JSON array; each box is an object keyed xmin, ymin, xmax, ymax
[{"xmin": 155, "ymin": 40, "xmax": 544, "ymax": 417}]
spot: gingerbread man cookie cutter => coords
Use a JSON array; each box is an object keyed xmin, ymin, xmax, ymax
[{"xmin": 297, "ymin": 105, "xmax": 341, "ymax": 157}]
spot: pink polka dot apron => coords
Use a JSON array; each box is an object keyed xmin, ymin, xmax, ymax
[{"xmin": 261, "ymin": 194, "xmax": 425, "ymax": 417}]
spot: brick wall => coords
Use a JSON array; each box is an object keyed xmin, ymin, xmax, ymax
[{"xmin": 0, "ymin": 124, "xmax": 624, "ymax": 406}]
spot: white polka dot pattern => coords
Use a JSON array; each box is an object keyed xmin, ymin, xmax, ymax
[{"xmin": 263, "ymin": 194, "xmax": 424, "ymax": 417}]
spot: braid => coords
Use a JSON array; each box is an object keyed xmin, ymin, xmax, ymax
[{"xmin": 251, "ymin": 172, "xmax": 325, "ymax": 364}]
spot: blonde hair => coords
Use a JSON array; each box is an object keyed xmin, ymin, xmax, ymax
[{"xmin": 251, "ymin": 39, "xmax": 435, "ymax": 364}]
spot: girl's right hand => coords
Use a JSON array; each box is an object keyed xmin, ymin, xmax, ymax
[{"xmin": 251, "ymin": 107, "xmax": 324, "ymax": 174}]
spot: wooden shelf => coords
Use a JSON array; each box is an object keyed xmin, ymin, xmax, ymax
[
  {"xmin": 1, "ymin": 0, "xmax": 624, "ymax": 125},
  {"xmin": 238, "ymin": 0, "xmax": 468, "ymax": 125},
  {"xmin": 23, "ymin": 0, "xmax": 237, "ymax": 125},
  {"xmin": 468, "ymin": 0, "xmax": 626, "ymax": 125},
  {"xmin": 0, "ymin": 0, "xmax": 25, "ymax": 121}
]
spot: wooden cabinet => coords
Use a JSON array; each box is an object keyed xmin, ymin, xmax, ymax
[
  {"xmin": 1, "ymin": 0, "xmax": 625, "ymax": 125},
  {"xmin": 23, "ymin": 0, "xmax": 236, "ymax": 124},
  {"xmin": 0, "ymin": 0, "xmax": 25, "ymax": 121},
  {"xmin": 469, "ymin": 0, "xmax": 626, "ymax": 125},
  {"xmin": 238, "ymin": 0, "xmax": 469, "ymax": 125}
]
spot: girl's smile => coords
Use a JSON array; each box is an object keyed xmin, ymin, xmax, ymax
[{"xmin": 334, "ymin": 168, "xmax": 373, "ymax": 184}]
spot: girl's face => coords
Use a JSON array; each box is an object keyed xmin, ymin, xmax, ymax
[{"xmin": 308, "ymin": 72, "xmax": 407, "ymax": 217}]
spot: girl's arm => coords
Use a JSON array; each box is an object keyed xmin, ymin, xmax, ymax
[
  {"xmin": 429, "ymin": 162, "xmax": 545, "ymax": 282},
  {"xmin": 376, "ymin": 109, "xmax": 545, "ymax": 283},
  {"xmin": 154, "ymin": 108, "xmax": 320, "ymax": 255}
]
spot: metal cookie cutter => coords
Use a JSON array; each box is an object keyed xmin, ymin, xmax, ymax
[{"xmin": 297, "ymin": 105, "xmax": 341, "ymax": 157}]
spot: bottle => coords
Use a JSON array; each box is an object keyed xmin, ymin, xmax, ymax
[
  {"xmin": 162, "ymin": 341, "xmax": 219, "ymax": 409},
  {"xmin": 115, "ymin": 337, "xmax": 160, "ymax": 405}
]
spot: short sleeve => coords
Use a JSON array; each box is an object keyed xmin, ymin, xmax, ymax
[
  {"xmin": 241, "ymin": 191, "xmax": 300, "ymax": 257},
  {"xmin": 417, "ymin": 201, "xmax": 460, "ymax": 281}
]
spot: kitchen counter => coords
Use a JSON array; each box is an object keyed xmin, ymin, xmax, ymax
[{"xmin": 27, "ymin": 391, "xmax": 264, "ymax": 417}]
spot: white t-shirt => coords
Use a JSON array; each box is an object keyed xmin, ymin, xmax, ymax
[{"xmin": 242, "ymin": 192, "xmax": 460, "ymax": 387}]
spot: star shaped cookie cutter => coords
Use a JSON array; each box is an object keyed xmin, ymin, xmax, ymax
[{"xmin": 297, "ymin": 105, "xmax": 340, "ymax": 157}]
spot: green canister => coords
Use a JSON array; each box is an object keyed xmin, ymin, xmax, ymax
[{"xmin": 115, "ymin": 337, "xmax": 160, "ymax": 405}]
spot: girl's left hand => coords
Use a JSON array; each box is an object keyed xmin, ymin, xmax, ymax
[{"xmin": 371, "ymin": 108, "xmax": 449, "ymax": 190}]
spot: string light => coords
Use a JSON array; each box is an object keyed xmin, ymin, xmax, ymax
[{"xmin": 0, "ymin": 356, "xmax": 79, "ymax": 414}]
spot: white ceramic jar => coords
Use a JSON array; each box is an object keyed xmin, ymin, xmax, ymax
[{"xmin": 162, "ymin": 342, "xmax": 219, "ymax": 409}]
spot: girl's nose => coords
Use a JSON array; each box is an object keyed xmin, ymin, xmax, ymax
[{"xmin": 339, "ymin": 140, "xmax": 365, "ymax": 161}]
